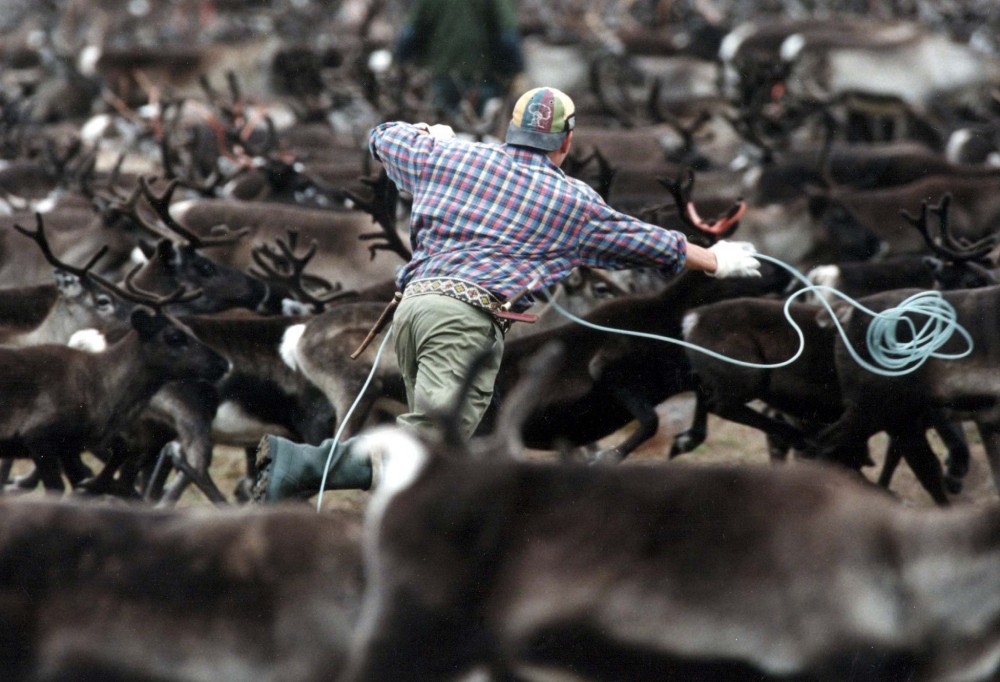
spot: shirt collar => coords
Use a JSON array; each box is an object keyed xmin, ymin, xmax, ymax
[{"xmin": 503, "ymin": 144, "xmax": 565, "ymax": 175}]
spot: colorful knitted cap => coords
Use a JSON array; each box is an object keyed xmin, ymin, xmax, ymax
[{"xmin": 505, "ymin": 87, "xmax": 576, "ymax": 151}]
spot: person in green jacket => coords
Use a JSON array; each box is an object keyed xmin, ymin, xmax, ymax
[{"xmin": 394, "ymin": 0, "xmax": 524, "ymax": 114}]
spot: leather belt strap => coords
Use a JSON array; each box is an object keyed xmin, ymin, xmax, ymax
[{"xmin": 350, "ymin": 292, "xmax": 402, "ymax": 360}]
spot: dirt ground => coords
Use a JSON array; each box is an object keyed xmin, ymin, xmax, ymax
[
  {"xmin": 9, "ymin": 393, "xmax": 992, "ymax": 510},
  {"xmin": 174, "ymin": 392, "xmax": 998, "ymax": 512}
]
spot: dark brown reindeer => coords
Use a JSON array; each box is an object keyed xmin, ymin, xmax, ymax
[
  {"xmin": 75, "ymin": 216, "xmax": 394, "ymax": 504},
  {"xmin": 0, "ymin": 498, "xmax": 364, "ymax": 682},
  {"xmin": 796, "ymin": 192, "xmax": 1000, "ymax": 305},
  {"xmin": 63, "ymin": 307, "xmax": 335, "ymax": 505},
  {"xmin": 815, "ymin": 277, "xmax": 1000, "ymax": 502},
  {"xmin": 340, "ymin": 342, "xmax": 1000, "ymax": 682},
  {"xmin": 0, "ymin": 278, "xmax": 229, "ymax": 494},
  {"xmin": 676, "ymin": 195, "xmax": 998, "ymax": 504},
  {"xmin": 121, "ymin": 175, "xmax": 297, "ymax": 315},
  {"xmin": 54, "ymin": 249, "xmax": 338, "ymax": 504}
]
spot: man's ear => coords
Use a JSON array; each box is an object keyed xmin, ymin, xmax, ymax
[{"xmin": 558, "ymin": 130, "xmax": 573, "ymax": 155}]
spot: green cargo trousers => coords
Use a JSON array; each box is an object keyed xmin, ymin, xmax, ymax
[{"xmin": 393, "ymin": 293, "xmax": 504, "ymax": 438}]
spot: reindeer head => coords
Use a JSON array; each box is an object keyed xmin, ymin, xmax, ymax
[
  {"xmin": 13, "ymin": 212, "xmax": 128, "ymax": 326},
  {"xmin": 904, "ymin": 193, "xmax": 1000, "ymax": 290},
  {"xmin": 90, "ymin": 267, "xmax": 230, "ymax": 383}
]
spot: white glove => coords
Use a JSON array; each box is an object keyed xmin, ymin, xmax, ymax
[
  {"xmin": 414, "ymin": 122, "xmax": 456, "ymax": 140},
  {"xmin": 708, "ymin": 240, "xmax": 762, "ymax": 278}
]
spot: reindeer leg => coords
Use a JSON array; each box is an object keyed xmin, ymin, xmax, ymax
[
  {"xmin": 892, "ymin": 429, "xmax": 949, "ymax": 506},
  {"xmin": 12, "ymin": 464, "xmax": 42, "ymax": 490},
  {"xmin": 143, "ymin": 444, "xmax": 173, "ymax": 502},
  {"xmin": 702, "ymin": 402, "xmax": 808, "ymax": 460},
  {"xmin": 670, "ymin": 389, "xmax": 708, "ymax": 458},
  {"xmin": 76, "ymin": 444, "xmax": 131, "ymax": 496},
  {"xmin": 972, "ymin": 418, "xmax": 1000, "ymax": 497},
  {"xmin": 33, "ymin": 455, "xmax": 66, "ymax": 494},
  {"xmin": 593, "ymin": 389, "xmax": 659, "ymax": 464},
  {"xmin": 928, "ymin": 411, "xmax": 969, "ymax": 494},
  {"xmin": 877, "ymin": 436, "xmax": 904, "ymax": 489},
  {"xmin": 159, "ymin": 442, "xmax": 227, "ymax": 507},
  {"xmin": 60, "ymin": 451, "xmax": 95, "ymax": 487},
  {"xmin": 815, "ymin": 402, "xmax": 876, "ymax": 470}
]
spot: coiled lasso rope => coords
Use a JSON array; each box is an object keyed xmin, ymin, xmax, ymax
[
  {"xmin": 542, "ymin": 253, "xmax": 974, "ymax": 377},
  {"xmin": 315, "ymin": 252, "xmax": 975, "ymax": 507}
]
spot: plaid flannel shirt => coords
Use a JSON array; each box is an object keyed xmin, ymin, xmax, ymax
[{"xmin": 368, "ymin": 121, "xmax": 687, "ymax": 311}]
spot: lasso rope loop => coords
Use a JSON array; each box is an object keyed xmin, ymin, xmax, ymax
[{"xmin": 543, "ymin": 253, "xmax": 974, "ymax": 378}]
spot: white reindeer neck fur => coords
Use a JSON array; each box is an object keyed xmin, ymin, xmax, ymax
[
  {"xmin": 356, "ymin": 426, "xmax": 429, "ymax": 527},
  {"xmin": 68, "ymin": 328, "xmax": 107, "ymax": 353},
  {"xmin": 279, "ymin": 323, "xmax": 306, "ymax": 371}
]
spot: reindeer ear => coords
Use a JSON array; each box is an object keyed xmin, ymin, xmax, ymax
[
  {"xmin": 130, "ymin": 307, "xmax": 164, "ymax": 339},
  {"xmin": 152, "ymin": 239, "xmax": 182, "ymax": 268},
  {"xmin": 135, "ymin": 238, "xmax": 157, "ymax": 259}
]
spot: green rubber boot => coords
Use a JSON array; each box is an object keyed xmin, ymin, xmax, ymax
[{"xmin": 251, "ymin": 435, "xmax": 373, "ymax": 503}]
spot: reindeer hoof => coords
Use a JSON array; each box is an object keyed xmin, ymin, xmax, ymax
[
  {"xmin": 944, "ymin": 475, "xmax": 964, "ymax": 495},
  {"xmin": 75, "ymin": 476, "xmax": 103, "ymax": 494},
  {"xmin": 670, "ymin": 431, "xmax": 703, "ymax": 457},
  {"xmin": 76, "ymin": 476, "xmax": 141, "ymax": 500},
  {"xmin": 588, "ymin": 447, "xmax": 624, "ymax": 466}
]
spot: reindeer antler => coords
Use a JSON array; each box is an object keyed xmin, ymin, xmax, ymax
[
  {"xmin": 660, "ymin": 169, "xmax": 746, "ymax": 237},
  {"xmin": 249, "ymin": 230, "xmax": 348, "ymax": 310},
  {"xmin": 902, "ymin": 193, "xmax": 997, "ymax": 261},
  {"xmin": 90, "ymin": 263, "xmax": 203, "ymax": 311},
  {"xmin": 139, "ymin": 176, "xmax": 250, "ymax": 248},
  {"xmin": 347, "ymin": 169, "xmax": 411, "ymax": 261},
  {"xmin": 13, "ymin": 212, "xmax": 109, "ymax": 279}
]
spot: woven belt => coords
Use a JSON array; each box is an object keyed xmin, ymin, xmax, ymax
[
  {"xmin": 350, "ymin": 277, "xmax": 538, "ymax": 359},
  {"xmin": 403, "ymin": 277, "xmax": 536, "ymax": 335}
]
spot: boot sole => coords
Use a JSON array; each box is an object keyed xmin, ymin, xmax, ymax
[
  {"xmin": 250, "ymin": 435, "xmax": 320, "ymax": 503},
  {"xmin": 249, "ymin": 435, "xmax": 273, "ymax": 504}
]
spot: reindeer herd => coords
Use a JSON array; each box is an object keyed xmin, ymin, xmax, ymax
[{"xmin": 0, "ymin": 0, "xmax": 998, "ymax": 680}]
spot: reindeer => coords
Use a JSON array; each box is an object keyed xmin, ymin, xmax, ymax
[
  {"xmin": 0, "ymin": 212, "xmax": 134, "ymax": 347},
  {"xmin": 0, "ymin": 498, "xmax": 364, "ymax": 681},
  {"xmin": 0, "ymin": 280, "xmax": 229, "ymax": 494},
  {"xmin": 804, "ymin": 173, "xmax": 1000, "ymax": 262},
  {"xmin": 113, "ymin": 175, "xmax": 299, "ymax": 315},
  {"xmin": 341, "ymin": 342, "xmax": 1000, "ymax": 682},
  {"xmin": 0, "ymin": 175, "xmax": 152, "ymax": 288},
  {"xmin": 143, "ymin": 170, "xmax": 409, "ymax": 292},
  {"xmin": 677, "ymin": 195, "xmax": 998, "ymax": 504},
  {"xmin": 815, "ymin": 276, "xmax": 1000, "ymax": 502}
]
